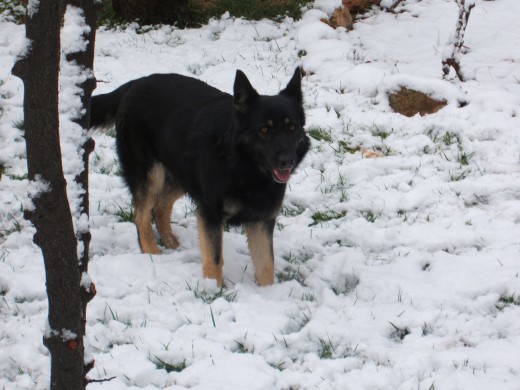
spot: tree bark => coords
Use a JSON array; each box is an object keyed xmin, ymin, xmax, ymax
[{"xmin": 12, "ymin": 0, "xmax": 98, "ymax": 388}]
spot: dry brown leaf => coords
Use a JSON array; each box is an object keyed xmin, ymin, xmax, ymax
[{"xmin": 361, "ymin": 147, "xmax": 385, "ymax": 158}]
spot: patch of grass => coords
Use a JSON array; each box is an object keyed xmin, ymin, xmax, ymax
[
  {"xmin": 464, "ymin": 194, "xmax": 489, "ymax": 207},
  {"xmin": 316, "ymin": 334, "xmax": 357, "ymax": 360},
  {"xmin": 301, "ymin": 292, "xmax": 315, "ymax": 302},
  {"xmin": 422, "ymin": 322, "xmax": 433, "ymax": 336},
  {"xmin": 421, "ymin": 262, "xmax": 431, "ymax": 271},
  {"xmin": 0, "ymin": 0, "xmax": 26, "ymax": 24},
  {"xmin": 308, "ymin": 128, "xmax": 333, "ymax": 142},
  {"xmin": 8, "ymin": 217, "xmax": 23, "ymax": 235},
  {"xmin": 442, "ymin": 131, "xmax": 460, "ymax": 146},
  {"xmin": 457, "ymin": 151, "xmax": 475, "ymax": 166},
  {"xmin": 450, "ymin": 169, "xmax": 470, "ymax": 182},
  {"xmin": 96, "ymin": 304, "xmax": 134, "ymax": 330},
  {"xmin": 105, "ymin": 304, "xmax": 133, "ymax": 327},
  {"xmin": 277, "ymin": 265, "xmax": 305, "ymax": 284},
  {"xmin": 372, "ymin": 125, "xmax": 391, "ymax": 140},
  {"xmin": 114, "ymin": 203, "xmax": 134, "ymax": 223},
  {"xmin": 331, "ymin": 274, "xmax": 360, "ymax": 296},
  {"xmin": 397, "ymin": 209, "xmax": 408, "ymax": 222},
  {"xmin": 233, "ymin": 338, "xmax": 254, "ymax": 354},
  {"xmin": 0, "ymin": 80, "xmax": 10, "ymax": 105},
  {"xmin": 282, "ymin": 250, "xmax": 312, "ymax": 264},
  {"xmin": 90, "ymin": 154, "xmax": 120, "ymax": 176},
  {"xmin": 191, "ymin": 0, "xmax": 306, "ymax": 24},
  {"xmin": 105, "ymin": 127, "xmax": 117, "ymax": 138},
  {"xmin": 97, "ymin": 0, "xmax": 126, "ymax": 28},
  {"xmin": 324, "ymin": 104, "xmax": 342, "ymax": 119},
  {"xmin": 496, "ymin": 293, "xmax": 519, "ymax": 310},
  {"xmin": 298, "ymin": 309, "xmax": 311, "ymax": 330},
  {"xmin": 149, "ymin": 356, "xmax": 187, "ymax": 373},
  {"xmin": 114, "ymin": 165, "xmax": 124, "ymax": 177},
  {"xmin": 0, "ymin": 285, "xmax": 8, "ymax": 296},
  {"xmin": 309, "ymin": 209, "xmax": 346, "ymax": 226},
  {"xmin": 1, "ymin": 214, "xmax": 23, "ymax": 238},
  {"xmin": 318, "ymin": 336, "xmax": 335, "ymax": 359},
  {"xmin": 320, "ymin": 172, "xmax": 348, "ymax": 203},
  {"xmin": 338, "ymin": 140, "xmax": 361, "ymax": 154},
  {"xmin": 7, "ymin": 173, "xmax": 28, "ymax": 181},
  {"xmin": 282, "ymin": 251, "xmax": 297, "ymax": 263},
  {"xmin": 268, "ymin": 360, "xmax": 286, "ymax": 371},
  {"xmin": 389, "ymin": 321, "xmax": 410, "ymax": 341},
  {"xmin": 186, "ymin": 281, "xmax": 237, "ymax": 304},
  {"xmin": 359, "ymin": 210, "xmax": 379, "ymax": 223},
  {"xmin": 347, "ymin": 48, "xmax": 367, "ymax": 65},
  {"xmin": 281, "ymin": 204, "xmax": 305, "ymax": 217}
]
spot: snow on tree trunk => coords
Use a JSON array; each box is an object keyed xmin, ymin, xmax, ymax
[{"xmin": 60, "ymin": 0, "xmax": 100, "ymax": 382}]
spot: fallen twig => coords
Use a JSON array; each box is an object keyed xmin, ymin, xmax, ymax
[{"xmin": 87, "ymin": 376, "xmax": 117, "ymax": 384}]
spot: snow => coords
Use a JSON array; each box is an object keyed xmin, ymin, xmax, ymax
[
  {"xmin": 60, "ymin": 5, "xmax": 93, "ymax": 261},
  {"xmin": 62, "ymin": 6, "xmax": 91, "ymax": 55},
  {"xmin": 81, "ymin": 271, "xmax": 93, "ymax": 291},
  {"xmin": 26, "ymin": 0, "xmax": 39, "ymax": 19},
  {"xmin": 44, "ymin": 325, "xmax": 77, "ymax": 342},
  {"xmin": 24, "ymin": 174, "xmax": 50, "ymax": 212},
  {"xmin": 313, "ymin": 0, "xmax": 342, "ymax": 15},
  {"xmin": 1, "ymin": 0, "xmax": 520, "ymax": 389}
]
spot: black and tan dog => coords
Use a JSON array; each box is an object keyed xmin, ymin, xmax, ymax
[{"xmin": 90, "ymin": 68, "xmax": 309, "ymax": 286}]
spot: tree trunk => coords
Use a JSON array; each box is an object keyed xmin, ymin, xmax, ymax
[{"xmin": 12, "ymin": 0, "xmax": 98, "ymax": 388}]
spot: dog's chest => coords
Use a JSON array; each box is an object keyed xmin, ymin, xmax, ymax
[{"xmin": 223, "ymin": 187, "xmax": 284, "ymax": 225}]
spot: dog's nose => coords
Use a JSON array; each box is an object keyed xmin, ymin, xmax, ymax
[{"xmin": 277, "ymin": 153, "xmax": 296, "ymax": 169}]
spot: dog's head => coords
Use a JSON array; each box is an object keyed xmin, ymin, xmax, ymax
[{"xmin": 233, "ymin": 67, "xmax": 310, "ymax": 184}]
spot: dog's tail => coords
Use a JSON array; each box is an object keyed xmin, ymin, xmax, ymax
[{"xmin": 90, "ymin": 80, "xmax": 137, "ymax": 130}]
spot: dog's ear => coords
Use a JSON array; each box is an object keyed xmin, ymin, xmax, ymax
[
  {"xmin": 234, "ymin": 70, "xmax": 259, "ymax": 114},
  {"xmin": 280, "ymin": 67, "xmax": 302, "ymax": 104}
]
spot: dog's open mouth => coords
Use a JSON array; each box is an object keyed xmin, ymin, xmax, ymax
[{"xmin": 272, "ymin": 168, "xmax": 292, "ymax": 183}]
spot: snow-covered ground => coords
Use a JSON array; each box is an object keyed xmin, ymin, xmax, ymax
[{"xmin": 1, "ymin": 0, "xmax": 520, "ymax": 388}]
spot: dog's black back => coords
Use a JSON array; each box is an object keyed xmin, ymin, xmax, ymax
[{"xmin": 91, "ymin": 69, "xmax": 309, "ymax": 285}]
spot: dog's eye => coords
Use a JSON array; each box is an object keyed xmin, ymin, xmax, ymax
[
  {"xmin": 288, "ymin": 124, "xmax": 296, "ymax": 131},
  {"xmin": 260, "ymin": 127, "xmax": 269, "ymax": 134}
]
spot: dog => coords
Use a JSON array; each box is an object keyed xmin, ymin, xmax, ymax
[{"xmin": 90, "ymin": 68, "xmax": 309, "ymax": 286}]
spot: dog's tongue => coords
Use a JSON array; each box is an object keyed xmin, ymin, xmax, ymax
[{"xmin": 273, "ymin": 168, "xmax": 292, "ymax": 183}]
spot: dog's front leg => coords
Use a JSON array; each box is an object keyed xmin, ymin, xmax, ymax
[
  {"xmin": 244, "ymin": 219, "xmax": 275, "ymax": 286},
  {"xmin": 196, "ymin": 211, "xmax": 224, "ymax": 286}
]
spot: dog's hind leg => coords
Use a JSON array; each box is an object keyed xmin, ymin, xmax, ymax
[
  {"xmin": 197, "ymin": 211, "xmax": 224, "ymax": 286},
  {"xmin": 244, "ymin": 220, "xmax": 275, "ymax": 286},
  {"xmin": 134, "ymin": 163, "xmax": 166, "ymax": 254},
  {"xmin": 154, "ymin": 183, "xmax": 183, "ymax": 249}
]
